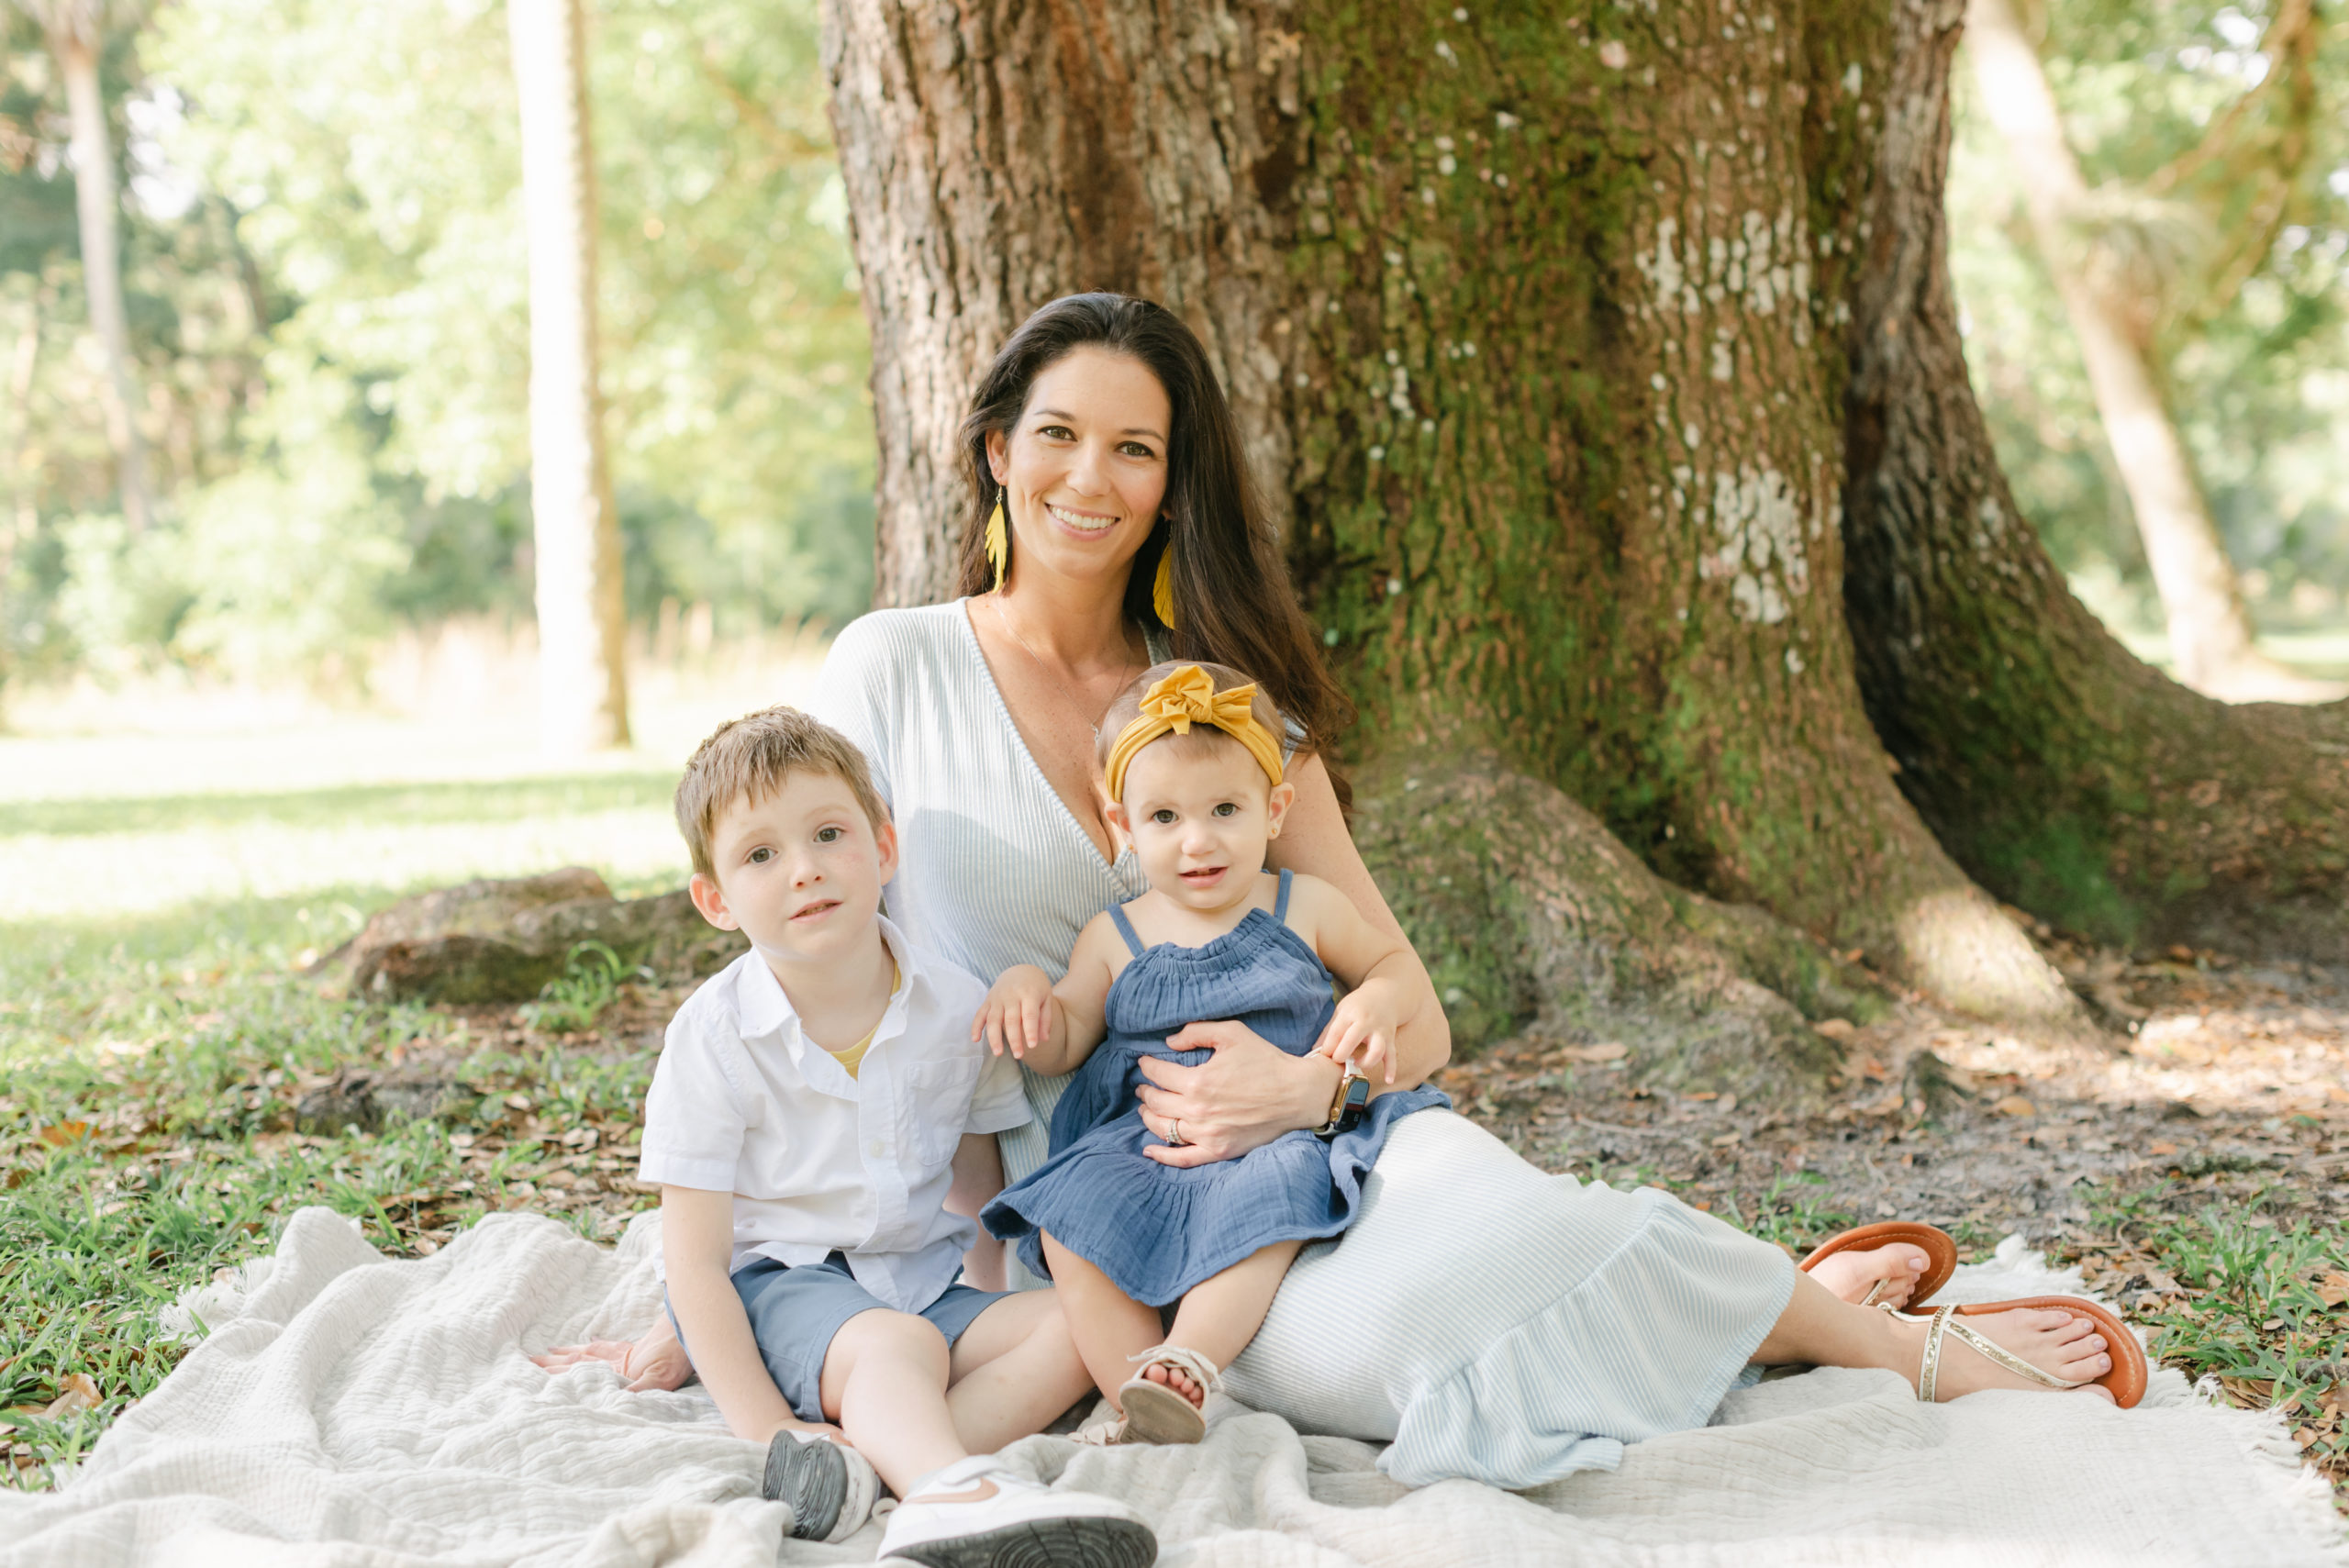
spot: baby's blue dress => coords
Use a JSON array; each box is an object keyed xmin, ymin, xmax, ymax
[{"xmin": 982, "ymin": 869, "xmax": 1449, "ymax": 1307}]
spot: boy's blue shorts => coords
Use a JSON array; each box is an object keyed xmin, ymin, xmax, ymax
[{"xmin": 668, "ymin": 1251, "xmax": 1011, "ymax": 1424}]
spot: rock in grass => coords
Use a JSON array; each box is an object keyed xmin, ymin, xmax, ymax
[
  {"xmin": 312, "ymin": 869, "xmax": 746, "ymax": 1005},
  {"xmin": 295, "ymin": 1068, "xmax": 468, "ymax": 1135}
]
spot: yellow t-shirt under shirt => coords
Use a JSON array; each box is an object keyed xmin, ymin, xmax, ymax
[{"xmin": 825, "ymin": 962, "xmax": 902, "ymax": 1081}]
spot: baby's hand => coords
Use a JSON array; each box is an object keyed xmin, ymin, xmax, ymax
[
  {"xmin": 1313, "ymin": 991, "xmax": 1397, "ymax": 1082},
  {"xmin": 974, "ymin": 965, "xmax": 1057, "ymax": 1060}
]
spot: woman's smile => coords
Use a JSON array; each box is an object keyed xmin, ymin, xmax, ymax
[{"xmin": 1045, "ymin": 501, "xmax": 1119, "ymax": 534}]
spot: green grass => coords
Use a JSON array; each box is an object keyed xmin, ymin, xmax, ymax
[
  {"xmin": 1, "ymin": 773, "xmax": 677, "ymax": 840},
  {"xmin": 0, "ymin": 757, "xmax": 689, "ymax": 1489},
  {"xmin": 2054, "ymin": 1181, "xmax": 2349, "ymax": 1496}
]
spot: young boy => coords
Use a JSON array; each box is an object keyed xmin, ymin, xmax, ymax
[{"xmin": 642, "ymin": 706, "xmax": 1154, "ymax": 1566}]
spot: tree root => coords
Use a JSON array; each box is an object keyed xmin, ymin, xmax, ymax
[{"xmin": 1351, "ymin": 758, "xmax": 1879, "ymax": 1107}]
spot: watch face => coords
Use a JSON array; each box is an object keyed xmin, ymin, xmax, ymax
[{"xmin": 1342, "ymin": 1076, "xmax": 1370, "ymax": 1109}]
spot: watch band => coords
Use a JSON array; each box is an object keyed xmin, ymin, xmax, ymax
[{"xmin": 1314, "ymin": 1067, "xmax": 1369, "ymax": 1138}]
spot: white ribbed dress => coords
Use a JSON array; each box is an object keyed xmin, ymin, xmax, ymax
[{"xmin": 807, "ymin": 601, "xmax": 1796, "ymax": 1489}]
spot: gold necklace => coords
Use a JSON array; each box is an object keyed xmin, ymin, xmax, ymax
[{"xmin": 989, "ymin": 594, "xmax": 1140, "ymax": 739}]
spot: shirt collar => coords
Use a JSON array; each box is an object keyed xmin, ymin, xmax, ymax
[{"xmin": 732, "ymin": 915, "xmax": 927, "ymax": 1057}]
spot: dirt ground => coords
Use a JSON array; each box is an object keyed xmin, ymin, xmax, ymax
[{"xmin": 1434, "ymin": 934, "xmax": 2349, "ymax": 1304}]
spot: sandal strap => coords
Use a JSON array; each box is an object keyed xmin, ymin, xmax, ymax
[
  {"xmin": 1913, "ymin": 1304, "xmax": 1950, "ymax": 1402},
  {"xmin": 1937, "ymin": 1312, "xmax": 2091, "ymax": 1391},
  {"xmin": 1890, "ymin": 1302, "xmax": 2089, "ymax": 1401},
  {"xmin": 1126, "ymin": 1343, "xmax": 1224, "ymax": 1398},
  {"xmin": 1072, "ymin": 1415, "xmax": 1130, "ymax": 1446}
]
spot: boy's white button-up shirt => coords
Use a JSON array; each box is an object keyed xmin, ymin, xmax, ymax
[{"xmin": 637, "ymin": 917, "xmax": 1030, "ymax": 1314}]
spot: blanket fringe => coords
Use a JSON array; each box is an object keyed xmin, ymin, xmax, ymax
[{"xmin": 2189, "ymin": 1374, "xmax": 2349, "ymax": 1564}]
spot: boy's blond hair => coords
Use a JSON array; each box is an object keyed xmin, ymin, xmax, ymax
[
  {"xmin": 675, "ymin": 706, "xmax": 889, "ymax": 880},
  {"xmin": 1094, "ymin": 660, "xmax": 1286, "ymax": 783}
]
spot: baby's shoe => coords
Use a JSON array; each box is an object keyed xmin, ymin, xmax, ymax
[
  {"xmin": 876, "ymin": 1455, "xmax": 1155, "ymax": 1568},
  {"xmin": 1116, "ymin": 1344, "xmax": 1222, "ymax": 1446},
  {"xmin": 763, "ymin": 1426, "xmax": 878, "ymax": 1544}
]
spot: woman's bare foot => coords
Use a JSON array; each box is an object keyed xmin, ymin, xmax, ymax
[
  {"xmin": 1808, "ymin": 1242, "xmax": 1932, "ymax": 1307},
  {"xmin": 1892, "ymin": 1306, "xmax": 2117, "ymax": 1402}
]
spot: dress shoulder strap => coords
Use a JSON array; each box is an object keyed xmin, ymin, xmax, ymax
[
  {"xmin": 1272, "ymin": 866, "xmax": 1295, "ymax": 924},
  {"xmin": 1106, "ymin": 901, "xmax": 1148, "ymax": 956}
]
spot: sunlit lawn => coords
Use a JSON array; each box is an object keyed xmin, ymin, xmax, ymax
[{"xmin": 0, "ymin": 665, "xmax": 811, "ymax": 1488}]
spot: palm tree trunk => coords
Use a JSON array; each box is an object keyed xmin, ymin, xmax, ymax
[
  {"xmin": 509, "ymin": 0, "xmax": 629, "ymax": 752},
  {"xmin": 1962, "ymin": 0, "xmax": 2332, "ymax": 702},
  {"xmin": 52, "ymin": 24, "xmax": 150, "ymax": 534}
]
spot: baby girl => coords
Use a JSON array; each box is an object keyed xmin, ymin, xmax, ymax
[{"xmin": 974, "ymin": 662, "xmax": 1447, "ymax": 1444}]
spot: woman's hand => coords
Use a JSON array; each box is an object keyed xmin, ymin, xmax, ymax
[
  {"xmin": 531, "ymin": 1315, "xmax": 692, "ymax": 1392},
  {"xmin": 973, "ymin": 964, "xmax": 1058, "ymax": 1060},
  {"xmin": 1133, "ymin": 1019, "xmax": 1343, "ymax": 1167}
]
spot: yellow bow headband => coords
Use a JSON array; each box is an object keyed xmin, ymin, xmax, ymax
[{"xmin": 1103, "ymin": 666, "xmax": 1286, "ymax": 804}]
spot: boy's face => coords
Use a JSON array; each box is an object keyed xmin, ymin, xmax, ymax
[
  {"xmin": 1107, "ymin": 737, "xmax": 1294, "ymax": 916},
  {"xmin": 688, "ymin": 769, "xmax": 897, "ymax": 969}
]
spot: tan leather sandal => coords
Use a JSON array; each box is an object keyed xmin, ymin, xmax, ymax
[
  {"xmin": 1117, "ymin": 1345, "xmax": 1221, "ymax": 1445},
  {"xmin": 1898, "ymin": 1296, "xmax": 2148, "ymax": 1407},
  {"xmin": 1800, "ymin": 1221, "xmax": 1959, "ymax": 1307}
]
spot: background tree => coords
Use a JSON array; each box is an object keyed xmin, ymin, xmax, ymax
[
  {"xmin": 1946, "ymin": 0, "xmax": 2349, "ymax": 673},
  {"xmin": 510, "ymin": 0, "xmax": 628, "ymax": 751},
  {"xmin": 1963, "ymin": 0, "xmax": 2332, "ymax": 701},
  {"xmin": 824, "ymin": 0, "xmax": 2349, "ymax": 1075},
  {"xmin": 13, "ymin": 0, "xmax": 150, "ymax": 534}
]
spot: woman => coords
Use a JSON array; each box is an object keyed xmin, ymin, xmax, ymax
[{"xmin": 547, "ymin": 294, "xmax": 2133, "ymax": 1490}]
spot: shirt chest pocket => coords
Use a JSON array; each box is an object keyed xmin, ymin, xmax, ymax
[{"xmin": 906, "ymin": 1056, "xmax": 983, "ymax": 1168}]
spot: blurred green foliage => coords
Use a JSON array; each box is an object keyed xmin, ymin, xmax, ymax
[
  {"xmin": 1948, "ymin": 0, "xmax": 2349, "ymax": 627},
  {"xmin": 0, "ymin": 0, "xmax": 872, "ymax": 695}
]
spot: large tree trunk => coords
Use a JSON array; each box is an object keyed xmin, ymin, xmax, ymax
[
  {"xmin": 1960, "ymin": 0, "xmax": 2332, "ymax": 705},
  {"xmin": 50, "ymin": 23, "xmax": 151, "ymax": 535},
  {"xmin": 511, "ymin": 0, "xmax": 630, "ymax": 753},
  {"xmin": 825, "ymin": 0, "xmax": 2095, "ymax": 1040},
  {"xmin": 1841, "ymin": 0, "xmax": 2349, "ymax": 965}
]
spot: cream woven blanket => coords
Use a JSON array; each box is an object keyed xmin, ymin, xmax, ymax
[{"xmin": 1, "ymin": 1206, "xmax": 2339, "ymax": 1567}]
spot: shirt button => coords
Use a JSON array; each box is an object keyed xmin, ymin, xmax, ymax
[{"xmin": 868, "ymin": 1140, "xmax": 885, "ymax": 1156}]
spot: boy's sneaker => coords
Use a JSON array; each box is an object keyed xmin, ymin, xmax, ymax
[
  {"xmin": 763, "ymin": 1427, "xmax": 879, "ymax": 1544},
  {"xmin": 876, "ymin": 1455, "xmax": 1155, "ymax": 1568}
]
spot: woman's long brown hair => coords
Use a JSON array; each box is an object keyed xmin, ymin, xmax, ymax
[{"xmin": 953, "ymin": 294, "xmax": 1353, "ymax": 789}]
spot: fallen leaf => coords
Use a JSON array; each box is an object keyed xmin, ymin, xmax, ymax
[
  {"xmin": 41, "ymin": 1373, "xmax": 98, "ymax": 1418},
  {"xmin": 1992, "ymin": 1095, "xmax": 2037, "ymax": 1118},
  {"xmin": 2316, "ymin": 1271, "xmax": 2349, "ymax": 1308},
  {"xmin": 1813, "ymin": 1018, "xmax": 1856, "ymax": 1040},
  {"xmin": 2147, "ymin": 1141, "xmax": 2177, "ymax": 1157},
  {"xmin": 1560, "ymin": 1042, "xmax": 1628, "ymax": 1063},
  {"xmin": 36, "ymin": 1122, "xmax": 90, "ymax": 1149},
  {"xmin": 1709, "ymin": 1131, "xmax": 1742, "ymax": 1147}
]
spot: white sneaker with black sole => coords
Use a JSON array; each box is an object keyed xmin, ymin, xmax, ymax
[
  {"xmin": 876, "ymin": 1455, "xmax": 1155, "ymax": 1568},
  {"xmin": 763, "ymin": 1427, "xmax": 879, "ymax": 1545}
]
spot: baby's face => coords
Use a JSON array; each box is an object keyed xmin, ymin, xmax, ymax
[
  {"xmin": 1111, "ymin": 738, "xmax": 1293, "ymax": 915},
  {"xmin": 690, "ymin": 769, "xmax": 896, "ymax": 969}
]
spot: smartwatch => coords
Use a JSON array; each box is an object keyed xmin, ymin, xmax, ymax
[{"xmin": 1314, "ymin": 1067, "xmax": 1370, "ymax": 1139}]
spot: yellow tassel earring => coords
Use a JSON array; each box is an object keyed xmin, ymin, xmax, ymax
[
  {"xmin": 1152, "ymin": 540, "xmax": 1177, "ymax": 629},
  {"xmin": 985, "ymin": 491, "xmax": 1009, "ymax": 592}
]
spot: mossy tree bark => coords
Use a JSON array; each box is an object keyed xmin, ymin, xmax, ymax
[{"xmin": 824, "ymin": 0, "xmax": 2133, "ymax": 1043}]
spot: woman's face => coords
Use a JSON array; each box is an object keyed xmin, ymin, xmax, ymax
[{"xmin": 985, "ymin": 345, "xmax": 1172, "ymax": 595}]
